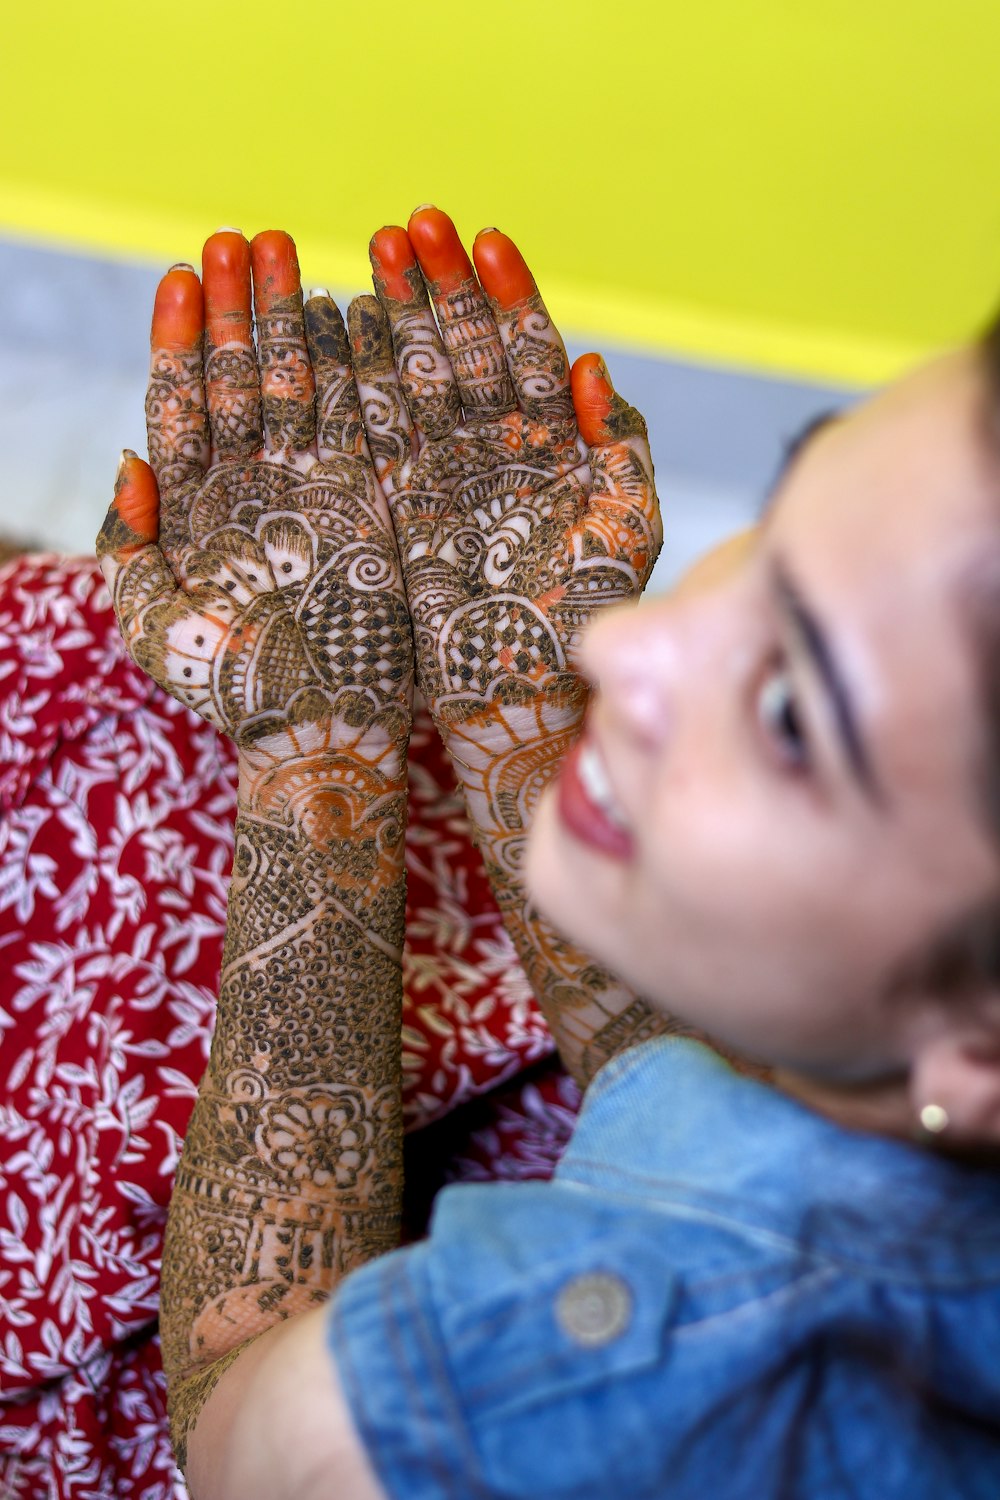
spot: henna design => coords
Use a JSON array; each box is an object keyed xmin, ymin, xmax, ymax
[
  {"xmin": 432, "ymin": 279, "xmax": 517, "ymax": 415},
  {"xmin": 98, "ymin": 239, "xmax": 413, "ymax": 1473},
  {"xmin": 204, "ymin": 342, "xmax": 263, "ymax": 460},
  {"xmin": 355, "ymin": 212, "xmax": 667, "ymax": 1086},
  {"xmin": 490, "ymin": 293, "xmax": 576, "ymax": 429},
  {"xmin": 371, "ymin": 237, "xmax": 462, "ymax": 440},
  {"xmin": 159, "ymin": 711, "xmax": 408, "ymax": 1465},
  {"xmin": 348, "ymin": 295, "xmax": 417, "ymax": 484},
  {"xmin": 305, "ymin": 296, "xmax": 366, "ymax": 460},
  {"xmin": 204, "ymin": 234, "xmax": 264, "ymax": 461},
  {"xmin": 255, "ymin": 289, "xmax": 317, "ymax": 453},
  {"xmin": 145, "ymin": 341, "xmax": 211, "ymax": 494}
]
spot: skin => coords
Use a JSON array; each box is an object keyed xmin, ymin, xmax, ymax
[
  {"xmin": 528, "ymin": 347, "xmax": 1000, "ymax": 1144},
  {"xmin": 99, "ymin": 214, "xmax": 1000, "ymax": 1498},
  {"xmin": 355, "ymin": 208, "xmax": 671, "ymax": 1084},
  {"xmin": 99, "ymin": 210, "xmax": 673, "ymax": 1497},
  {"xmin": 97, "ymin": 230, "xmax": 413, "ymax": 1474}
]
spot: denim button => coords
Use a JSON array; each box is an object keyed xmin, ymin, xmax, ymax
[{"xmin": 556, "ymin": 1272, "xmax": 632, "ymax": 1347}]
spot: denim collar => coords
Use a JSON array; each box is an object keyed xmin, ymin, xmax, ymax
[{"xmin": 560, "ymin": 1037, "xmax": 1000, "ymax": 1286}]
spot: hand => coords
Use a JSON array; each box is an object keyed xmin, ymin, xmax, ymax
[
  {"xmin": 348, "ymin": 207, "xmax": 661, "ymax": 743},
  {"xmin": 97, "ymin": 231, "xmax": 413, "ymax": 764}
]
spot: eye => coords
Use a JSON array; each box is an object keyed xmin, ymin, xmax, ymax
[{"xmin": 757, "ymin": 661, "xmax": 810, "ymax": 772}]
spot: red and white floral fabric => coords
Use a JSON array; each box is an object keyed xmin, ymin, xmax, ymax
[{"xmin": 0, "ymin": 555, "xmax": 579, "ymax": 1500}]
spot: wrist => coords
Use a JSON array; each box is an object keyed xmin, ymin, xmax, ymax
[
  {"xmin": 236, "ymin": 708, "xmax": 410, "ymax": 817},
  {"xmin": 437, "ymin": 692, "xmax": 585, "ymax": 844}
]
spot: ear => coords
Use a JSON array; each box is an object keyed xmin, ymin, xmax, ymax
[{"xmin": 908, "ymin": 1010, "xmax": 1000, "ymax": 1143}]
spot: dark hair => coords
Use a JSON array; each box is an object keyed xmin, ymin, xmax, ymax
[{"xmin": 887, "ymin": 310, "xmax": 1000, "ymax": 1001}]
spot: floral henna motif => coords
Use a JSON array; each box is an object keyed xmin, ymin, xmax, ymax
[
  {"xmin": 98, "ymin": 234, "xmax": 414, "ymax": 1473},
  {"xmin": 161, "ymin": 723, "xmax": 408, "ymax": 1463}
]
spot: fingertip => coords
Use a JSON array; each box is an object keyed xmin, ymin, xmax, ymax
[
  {"xmin": 472, "ymin": 230, "xmax": 536, "ymax": 310},
  {"xmin": 571, "ymin": 353, "xmax": 614, "ymax": 443},
  {"xmin": 406, "ymin": 207, "xmax": 474, "ymax": 291},
  {"xmin": 151, "ymin": 265, "xmax": 203, "ymax": 349},
  {"xmin": 347, "ymin": 294, "xmax": 394, "ymax": 371},
  {"xmin": 202, "ymin": 229, "xmax": 250, "ymax": 280},
  {"xmin": 370, "ymin": 225, "xmax": 420, "ymax": 302},
  {"xmin": 108, "ymin": 452, "xmax": 160, "ymax": 548},
  {"xmin": 250, "ymin": 230, "xmax": 302, "ymax": 307}
]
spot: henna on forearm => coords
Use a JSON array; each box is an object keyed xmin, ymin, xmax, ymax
[
  {"xmin": 99, "ymin": 236, "xmax": 416, "ymax": 1476},
  {"xmin": 442, "ymin": 695, "xmax": 667, "ymax": 1088},
  {"xmin": 161, "ymin": 715, "xmax": 407, "ymax": 1468},
  {"xmin": 347, "ymin": 214, "xmax": 667, "ymax": 1086}
]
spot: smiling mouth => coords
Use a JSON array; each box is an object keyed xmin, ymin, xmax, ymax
[{"xmin": 556, "ymin": 734, "xmax": 635, "ymax": 860}]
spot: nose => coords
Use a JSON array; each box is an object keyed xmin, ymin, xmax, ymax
[
  {"xmin": 580, "ymin": 601, "xmax": 678, "ymax": 747},
  {"xmin": 579, "ymin": 528, "xmax": 759, "ymax": 749}
]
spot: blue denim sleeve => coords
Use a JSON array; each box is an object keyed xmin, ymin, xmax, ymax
[{"xmin": 326, "ymin": 1178, "xmax": 681, "ymax": 1500}]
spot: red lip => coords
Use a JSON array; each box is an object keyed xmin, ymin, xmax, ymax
[{"xmin": 556, "ymin": 738, "xmax": 635, "ymax": 861}]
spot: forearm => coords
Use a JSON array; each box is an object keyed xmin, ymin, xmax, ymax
[
  {"xmin": 441, "ymin": 692, "xmax": 667, "ymax": 1089},
  {"xmin": 160, "ymin": 717, "xmax": 407, "ymax": 1469}
]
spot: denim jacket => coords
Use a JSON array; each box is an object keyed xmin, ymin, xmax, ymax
[{"xmin": 328, "ymin": 1038, "xmax": 1000, "ymax": 1498}]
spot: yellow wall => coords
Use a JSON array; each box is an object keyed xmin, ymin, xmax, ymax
[{"xmin": 2, "ymin": 0, "xmax": 998, "ymax": 382}]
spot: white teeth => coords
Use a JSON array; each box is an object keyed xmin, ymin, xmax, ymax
[{"xmin": 578, "ymin": 742, "xmax": 631, "ymax": 830}]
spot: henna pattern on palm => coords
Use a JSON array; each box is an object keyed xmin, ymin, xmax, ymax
[
  {"xmin": 97, "ymin": 234, "xmax": 413, "ymax": 1470},
  {"xmin": 356, "ymin": 213, "xmax": 666, "ymax": 1086}
]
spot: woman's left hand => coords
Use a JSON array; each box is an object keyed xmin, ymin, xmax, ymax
[{"xmin": 348, "ymin": 208, "xmax": 662, "ymax": 744}]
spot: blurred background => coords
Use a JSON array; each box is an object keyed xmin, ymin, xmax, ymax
[{"xmin": 1, "ymin": 0, "xmax": 998, "ymax": 588}]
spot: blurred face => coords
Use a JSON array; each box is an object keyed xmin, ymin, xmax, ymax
[{"xmin": 527, "ymin": 350, "xmax": 1000, "ymax": 1079}]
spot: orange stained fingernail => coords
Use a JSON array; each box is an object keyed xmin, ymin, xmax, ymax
[
  {"xmin": 250, "ymin": 229, "xmax": 301, "ymax": 313},
  {"xmin": 202, "ymin": 231, "xmax": 252, "ymax": 344},
  {"xmin": 473, "ymin": 230, "xmax": 536, "ymax": 311},
  {"xmin": 407, "ymin": 207, "xmax": 473, "ymax": 292},
  {"xmin": 113, "ymin": 451, "xmax": 159, "ymax": 543},
  {"xmin": 370, "ymin": 226, "xmax": 419, "ymax": 302},
  {"xmin": 150, "ymin": 266, "xmax": 203, "ymax": 349},
  {"xmin": 571, "ymin": 353, "xmax": 614, "ymax": 443}
]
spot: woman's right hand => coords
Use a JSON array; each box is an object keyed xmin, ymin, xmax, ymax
[{"xmin": 97, "ymin": 230, "xmax": 413, "ymax": 753}]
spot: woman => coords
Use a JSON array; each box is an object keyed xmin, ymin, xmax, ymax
[{"xmin": 98, "ymin": 208, "xmax": 1000, "ymax": 1498}]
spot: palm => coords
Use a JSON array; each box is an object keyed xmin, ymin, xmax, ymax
[
  {"xmin": 349, "ymin": 215, "xmax": 660, "ymax": 730},
  {"xmin": 149, "ymin": 454, "xmax": 408, "ymax": 742},
  {"xmin": 98, "ymin": 233, "xmax": 412, "ymax": 747}
]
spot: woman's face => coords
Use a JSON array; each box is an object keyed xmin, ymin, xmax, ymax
[{"xmin": 527, "ymin": 350, "xmax": 1000, "ymax": 1079}]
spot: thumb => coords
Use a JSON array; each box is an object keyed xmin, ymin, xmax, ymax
[
  {"xmin": 570, "ymin": 353, "xmax": 648, "ymax": 447},
  {"xmin": 570, "ymin": 355, "xmax": 662, "ymax": 587},
  {"xmin": 96, "ymin": 449, "xmax": 160, "ymax": 561}
]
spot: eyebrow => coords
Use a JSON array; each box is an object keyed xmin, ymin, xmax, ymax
[
  {"xmin": 758, "ymin": 409, "xmax": 843, "ymax": 519},
  {"xmin": 770, "ymin": 557, "xmax": 886, "ymax": 807}
]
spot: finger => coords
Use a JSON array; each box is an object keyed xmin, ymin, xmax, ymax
[
  {"xmin": 203, "ymin": 230, "xmax": 264, "ymax": 462},
  {"xmin": 571, "ymin": 354, "xmax": 662, "ymax": 584},
  {"xmin": 407, "ymin": 206, "xmax": 516, "ymax": 418},
  {"xmin": 97, "ymin": 451, "xmax": 181, "ymax": 683},
  {"xmin": 97, "ymin": 449, "xmax": 160, "ymax": 563},
  {"xmin": 145, "ymin": 266, "xmax": 210, "ymax": 511},
  {"xmin": 347, "ymin": 294, "xmax": 416, "ymax": 487},
  {"xmin": 472, "ymin": 230, "xmax": 575, "ymax": 429},
  {"xmin": 369, "ymin": 226, "xmax": 461, "ymax": 440},
  {"xmin": 304, "ymin": 291, "xmax": 365, "ymax": 460},
  {"xmin": 250, "ymin": 230, "xmax": 317, "ymax": 456}
]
